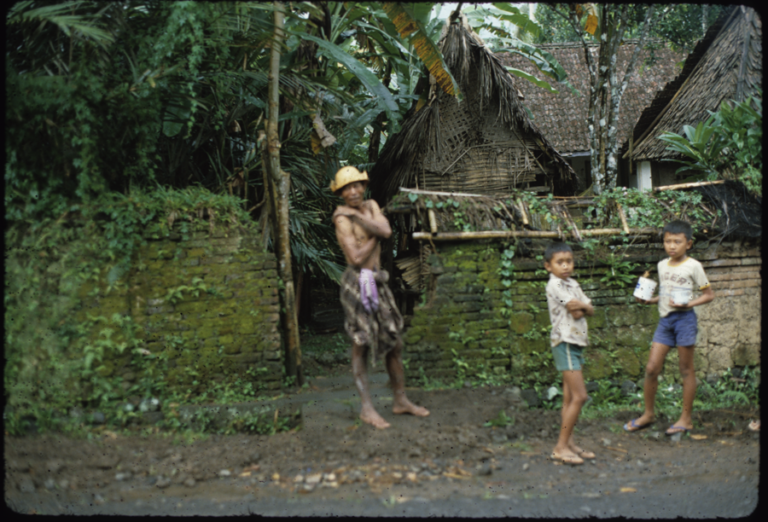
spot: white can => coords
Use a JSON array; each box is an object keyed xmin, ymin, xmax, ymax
[
  {"xmin": 670, "ymin": 287, "xmax": 692, "ymax": 305},
  {"xmin": 633, "ymin": 276, "xmax": 657, "ymax": 301}
]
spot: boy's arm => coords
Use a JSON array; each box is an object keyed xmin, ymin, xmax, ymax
[
  {"xmin": 672, "ymin": 285, "xmax": 714, "ymax": 309},
  {"xmin": 566, "ymin": 299, "xmax": 594, "ymax": 317}
]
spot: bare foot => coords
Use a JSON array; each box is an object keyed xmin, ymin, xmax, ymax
[
  {"xmin": 392, "ymin": 399, "xmax": 430, "ymax": 417},
  {"xmin": 568, "ymin": 443, "xmax": 595, "ymax": 459},
  {"xmin": 360, "ymin": 409, "xmax": 390, "ymax": 429},
  {"xmin": 550, "ymin": 447, "xmax": 583, "ymax": 465}
]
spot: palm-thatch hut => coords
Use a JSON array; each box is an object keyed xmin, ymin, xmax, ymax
[
  {"xmin": 368, "ymin": 12, "xmax": 578, "ymax": 304},
  {"xmin": 369, "ymin": 12, "xmax": 577, "ymax": 204},
  {"xmin": 621, "ymin": 5, "xmax": 762, "ymax": 189},
  {"xmin": 497, "ymin": 41, "xmax": 687, "ymax": 189}
]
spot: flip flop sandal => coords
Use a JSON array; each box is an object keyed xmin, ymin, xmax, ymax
[
  {"xmin": 550, "ymin": 452, "xmax": 584, "ymax": 465},
  {"xmin": 623, "ymin": 419, "xmax": 653, "ymax": 432},
  {"xmin": 665, "ymin": 425, "xmax": 691, "ymax": 436}
]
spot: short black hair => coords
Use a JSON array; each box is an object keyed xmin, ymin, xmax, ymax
[
  {"xmin": 662, "ymin": 220, "xmax": 693, "ymax": 241},
  {"xmin": 544, "ymin": 242, "xmax": 573, "ymax": 262}
]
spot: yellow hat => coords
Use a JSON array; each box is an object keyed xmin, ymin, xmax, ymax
[{"xmin": 330, "ymin": 166, "xmax": 368, "ymax": 193}]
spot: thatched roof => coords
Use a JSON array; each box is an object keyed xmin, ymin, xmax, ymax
[
  {"xmin": 369, "ymin": 12, "xmax": 577, "ymax": 207},
  {"xmin": 625, "ymin": 6, "xmax": 762, "ymax": 161},
  {"xmin": 496, "ymin": 41, "xmax": 686, "ymax": 156}
]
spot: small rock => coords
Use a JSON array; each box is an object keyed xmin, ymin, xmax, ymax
[
  {"xmin": 91, "ymin": 411, "xmax": 106, "ymax": 425},
  {"xmin": 218, "ymin": 469, "xmax": 232, "ymax": 477},
  {"xmin": 464, "ymin": 381, "xmax": 472, "ymax": 389},
  {"xmin": 740, "ymin": 475, "xmax": 746, "ymax": 483},
  {"xmin": 580, "ymin": 506, "xmax": 591, "ymax": 513},
  {"xmin": 392, "ymin": 472, "xmax": 403, "ymax": 480},
  {"xmin": 408, "ymin": 448, "xmax": 422, "ymax": 458},
  {"xmin": 45, "ymin": 459, "xmax": 65, "ymax": 474},
  {"xmin": 546, "ymin": 386, "xmax": 560, "ymax": 401},
  {"xmin": 293, "ymin": 474, "xmax": 305, "ymax": 483},
  {"xmin": 670, "ymin": 432, "xmax": 683, "ymax": 442},
  {"xmin": 540, "ymin": 429, "xmax": 549, "ymax": 438},
  {"xmin": 156, "ymin": 476, "xmax": 171, "ymax": 489},
  {"xmin": 305, "ymin": 473, "xmax": 322, "ymax": 485},
  {"xmin": 522, "ymin": 463, "xmax": 529, "ymax": 471},
  {"xmin": 58, "ymin": 479, "xmax": 69, "ymax": 490},
  {"xmin": 650, "ymin": 431, "xmax": 662, "ymax": 440},
  {"xmin": 146, "ymin": 476, "xmax": 158, "ymax": 486},
  {"xmin": 301, "ymin": 484, "xmax": 314, "ymax": 493},
  {"xmin": 601, "ymin": 438, "xmax": 611, "ymax": 447},
  {"xmin": 19, "ymin": 477, "xmax": 36, "ymax": 494},
  {"xmin": 139, "ymin": 397, "xmax": 160, "ymax": 413},
  {"xmin": 69, "ymin": 407, "xmax": 84, "ymax": 419},
  {"xmin": 324, "ymin": 473, "xmax": 336, "ymax": 482},
  {"xmin": 184, "ymin": 478, "xmax": 196, "ymax": 488},
  {"xmin": 520, "ymin": 389, "xmax": 541, "ymax": 408},
  {"xmin": 598, "ymin": 473, "xmax": 607, "ymax": 479},
  {"xmin": 93, "ymin": 493, "xmax": 106, "ymax": 505},
  {"xmin": 491, "ymin": 432, "xmax": 508, "ymax": 443},
  {"xmin": 115, "ymin": 472, "xmax": 132, "ymax": 481},
  {"xmin": 44, "ymin": 479, "xmax": 56, "ymax": 491},
  {"xmin": 621, "ymin": 380, "xmax": 638, "ymax": 396},
  {"xmin": 321, "ymin": 481, "xmax": 339, "ymax": 488},
  {"xmin": 478, "ymin": 463, "xmax": 492, "ymax": 476}
]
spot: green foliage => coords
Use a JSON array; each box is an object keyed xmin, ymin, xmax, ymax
[
  {"xmin": 599, "ymin": 253, "xmax": 639, "ymax": 288},
  {"xmin": 658, "ymin": 94, "xmax": 762, "ymax": 196},
  {"xmin": 484, "ymin": 409, "xmax": 515, "ymax": 428}
]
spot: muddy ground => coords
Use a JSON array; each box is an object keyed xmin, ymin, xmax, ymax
[{"xmin": 5, "ymin": 358, "xmax": 761, "ymax": 516}]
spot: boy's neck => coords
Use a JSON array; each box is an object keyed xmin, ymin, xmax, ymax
[{"xmin": 669, "ymin": 253, "xmax": 688, "ymax": 265}]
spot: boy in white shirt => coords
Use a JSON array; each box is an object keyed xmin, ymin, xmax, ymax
[
  {"xmin": 624, "ymin": 220, "xmax": 714, "ymax": 435},
  {"xmin": 544, "ymin": 242, "xmax": 595, "ymax": 465}
]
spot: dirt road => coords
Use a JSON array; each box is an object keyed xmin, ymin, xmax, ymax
[{"xmin": 5, "ymin": 370, "xmax": 760, "ymax": 517}]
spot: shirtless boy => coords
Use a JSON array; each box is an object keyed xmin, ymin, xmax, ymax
[{"xmin": 331, "ymin": 166, "xmax": 429, "ymax": 429}]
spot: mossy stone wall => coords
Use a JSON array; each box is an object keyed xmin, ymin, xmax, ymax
[
  {"xmin": 75, "ymin": 227, "xmax": 282, "ymax": 392},
  {"xmin": 402, "ymin": 240, "xmax": 761, "ymax": 386}
]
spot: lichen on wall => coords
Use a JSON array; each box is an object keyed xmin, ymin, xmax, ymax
[
  {"xmin": 76, "ymin": 227, "xmax": 283, "ymax": 393},
  {"xmin": 403, "ymin": 239, "xmax": 761, "ymax": 386}
]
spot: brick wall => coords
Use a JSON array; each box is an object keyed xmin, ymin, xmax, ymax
[
  {"xmin": 402, "ymin": 239, "xmax": 761, "ymax": 385},
  {"xmin": 75, "ymin": 227, "xmax": 283, "ymax": 392}
]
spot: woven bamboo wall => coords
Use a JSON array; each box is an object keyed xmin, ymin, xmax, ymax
[{"xmin": 418, "ymin": 91, "xmax": 552, "ymax": 194}]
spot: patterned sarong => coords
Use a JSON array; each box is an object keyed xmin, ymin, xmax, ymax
[{"xmin": 340, "ymin": 266, "xmax": 403, "ymax": 367}]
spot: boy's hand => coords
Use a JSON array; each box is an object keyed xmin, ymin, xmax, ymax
[
  {"xmin": 565, "ymin": 300, "xmax": 582, "ymax": 313},
  {"xmin": 570, "ymin": 309, "xmax": 585, "ymax": 320},
  {"xmin": 669, "ymin": 298, "xmax": 689, "ymax": 309}
]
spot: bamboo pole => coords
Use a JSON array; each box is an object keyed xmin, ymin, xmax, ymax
[
  {"xmin": 412, "ymin": 227, "xmax": 658, "ymax": 241},
  {"xmin": 516, "ymin": 198, "xmax": 529, "ymax": 225},
  {"xmin": 616, "ymin": 203, "xmax": 630, "ymax": 234},
  {"xmin": 653, "ymin": 180, "xmax": 726, "ymax": 192},
  {"xmin": 428, "ymin": 209, "xmax": 438, "ymax": 234},
  {"xmin": 399, "ymin": 187, "xmax": 488, "ymax": 198},
  {"xmin": 561, "ymin": 206, "xmax": 583, "ymax": 242}
]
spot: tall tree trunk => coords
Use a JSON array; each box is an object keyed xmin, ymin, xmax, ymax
[
  {"xmin": 604, "ymin": 6, "xmax": 656, "ymax": 189},
  {"xmin": 265, "ymin": 1, "xmax": 302, "ymax": 386}
]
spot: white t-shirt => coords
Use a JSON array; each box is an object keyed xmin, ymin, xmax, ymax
[
  {"xmin": 546, "ymin": 273, "xmax": 591, "ymax": 347},
  {"xmin": 657, "ymin": 257, "xmax": 710, "ymax": 318}
]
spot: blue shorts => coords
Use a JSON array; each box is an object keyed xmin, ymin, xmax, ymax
[
  {"xmin": 551, "ymin": 342, "xmax": 585, "ymax": 372},
  {"xmin": 653, "ymin": 310, "xmax": 698, "ymax": 347}
]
